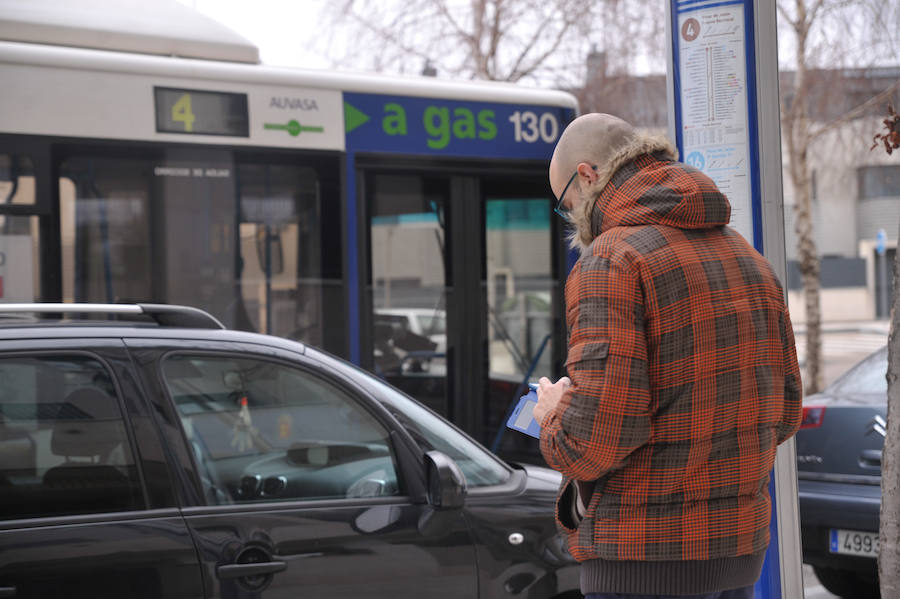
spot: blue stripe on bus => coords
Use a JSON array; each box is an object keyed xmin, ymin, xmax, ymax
[{"xmin": 346, "ymin": 151, "xmax": 360, "ymax": 365}]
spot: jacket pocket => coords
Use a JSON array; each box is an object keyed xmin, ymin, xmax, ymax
[
  {"xmin": 556, "ymin": 479, "xmax": 580, "ymax": 532},
  {"xmin": 555, "ymin": 478, "xmax": 598, "ymax": 532}
]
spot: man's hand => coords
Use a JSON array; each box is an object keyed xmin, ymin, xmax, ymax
[{"xmin": 533, "ymin": 376, "xmax": 572, "ymax": 424}]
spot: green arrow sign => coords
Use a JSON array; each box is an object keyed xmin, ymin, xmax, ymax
[{"xmin": 344, "ymin": 102, "xmax": 370, "ymax": 133}]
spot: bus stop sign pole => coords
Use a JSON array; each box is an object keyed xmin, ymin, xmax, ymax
[{"xmin": 665, "ymin": 1, "xmax": 803, "ymax": 597}]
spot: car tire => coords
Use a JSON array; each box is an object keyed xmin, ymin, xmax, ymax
[{"xmin": 813, "ymin": 565, "xmax": 879, "ymax": 598}]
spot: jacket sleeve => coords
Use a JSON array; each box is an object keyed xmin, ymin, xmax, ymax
[
  {"xmin": 539, "ymin": 254, "xmax": 652, "ymax": 481},
  {"xmin": 776, "ymin": 304, "xmax": 803, "ymax": 444}
]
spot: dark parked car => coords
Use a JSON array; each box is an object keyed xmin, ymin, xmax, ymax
[
  {"xmin": 0, "ymin": 304, "xmax": 578, "ymax": 599},
  {"xmin": 797, "ymin": 346, "xmax": 886, "ymax": 598}
]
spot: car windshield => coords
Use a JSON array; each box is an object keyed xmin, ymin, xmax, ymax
[
  {"xmin": 829, "ymin": 347, "xmax": 888, "ymax": 395},
  {"xmin": 354, "ymin": 368, "xmax": 511, "ymax": 488}
]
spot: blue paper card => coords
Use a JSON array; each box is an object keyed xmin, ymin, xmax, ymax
[{"xmin": 506, "ymin": 383, "xmax": 541, "ymax": 438}]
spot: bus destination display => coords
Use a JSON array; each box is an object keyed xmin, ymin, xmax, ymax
[
  {"xmin": 343, "ymin": 92, "xmax": 575, "ymax": 160},
  {"xmin": 154, "ymin": 87, "xmax": 250, "ymax": 137}
]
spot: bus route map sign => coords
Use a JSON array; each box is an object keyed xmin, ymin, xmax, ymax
[{"xmin": 673, "ymin": 0, "xmax": 758, "ymax": 245}]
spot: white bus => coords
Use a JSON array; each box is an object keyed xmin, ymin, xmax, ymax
[{"xmin": 0, "ymin": 0, "xmax": 578, "ymax": 456}]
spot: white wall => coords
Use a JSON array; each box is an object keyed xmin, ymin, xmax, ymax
[{"xmin": 786, "ymin": 287, "xmax": 874, "ymax": 324}]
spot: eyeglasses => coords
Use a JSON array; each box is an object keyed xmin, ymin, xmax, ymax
[{"xmin": 553, "ymin": 165, "xmax": 597, "ymax": 217}]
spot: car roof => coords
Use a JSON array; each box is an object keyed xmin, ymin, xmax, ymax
[
  {"xmin": 0, "ymin": 321, "xmax": 307, "ymax": 351},
  {"xmin": 375, "ymin": 308, "xmax": 444, "ymax": 316},
  {"xmin": 0, "ymin": 304, "xmax": 308, "ymax": 353}
]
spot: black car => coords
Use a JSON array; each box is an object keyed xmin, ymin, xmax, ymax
[
  {"xmin": 797, "ymin": 346, "xmax": 886, "ymax": 598},
  {"xmin": 0, "ymin": 304, "xmax": 579, "ymax": 599}
]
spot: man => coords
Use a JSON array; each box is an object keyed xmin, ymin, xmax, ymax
[{"xmin": 533, "ymin": 113, "xmax": 802, "ymax": 598}]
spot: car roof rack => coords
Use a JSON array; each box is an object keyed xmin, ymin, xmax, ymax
[{"xmin": 0, "ymin": 303, "xmax": 226, "ymax": 329}]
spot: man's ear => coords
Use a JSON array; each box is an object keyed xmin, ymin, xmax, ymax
[{"xmin": 576, "ymin": 162, "xmax": 597, "ymax": 183}]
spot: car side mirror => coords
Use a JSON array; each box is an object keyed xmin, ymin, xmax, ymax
[{"xmin": 424, "ymin": 450, "xmax": 466, "ymax": 509}]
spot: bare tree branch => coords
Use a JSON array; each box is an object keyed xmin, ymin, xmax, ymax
[
  {"xmin": 506, "ymin": 14, "xmax": 578, "ymax": 82},
  {"xmin": 487, "ymin": 0, "xmax": 504, "ymax": 77},
  {"xmin": 437, "ymin": 0, "xmax": 471, "ymax": 40},
  {"xmin": 811, "ymin": 79, "xmax": 900, "ymax": 139},
  {"xmin": 776, "ymin": 3, "xmax": 797, "ymax": 27},
  {"xmin": 313, "ymin": 0, "xmax": 656, "ymax": 84},
  {"xmin": 504, "ymin": 10, "xmax": 566, "ymax": 81},
  {"xmin": 806, "ymin": 0, "xmax": 829, "ymax": 23}
]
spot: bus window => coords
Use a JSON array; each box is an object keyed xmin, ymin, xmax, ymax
[
  {"xmin": 58, "ymin": 151, "xmax": 344, "ymax": 352},
  {"xmin": 59, "ymin": 157, "xmax": 155, "ymax": 305},
  {"xmin": 0, "ymin": 154, "xmax": 39, "ymax": 302},
  {"xmin": 0, "ymin": 215, "xmax": 41, "ymax": 302},
  {"xmin": 236, "ymin": 163, "xmax": 338, "ymax": 347},
  {"xmin": 369, "ymin": 174, "xmax": 450, "ymax": 417},
  {"xmin": 0, "ymin": 154, "xmax": 35, "ymax": 205},
  {"xmin": 485, "ymin": 197, "xmax": 554, "ymax": 382}
]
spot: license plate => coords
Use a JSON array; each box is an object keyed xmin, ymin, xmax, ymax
[{"xmin": 830, "ymin": 529, "xmax": 880, "ymax": 557}]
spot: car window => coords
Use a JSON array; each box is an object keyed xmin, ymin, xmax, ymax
[
  {"xmin": 829, "ymin": 347, "xmax": 888, "ymax": 395},
  {"xmin": 0, "ymin": 355, "xmax": 143, "ymax": 520},
  {"xmin": 417, "ymin": 314, "xmax": 445, "ymax": 335},
  {"xmin": 358, "ymin": 370, "xmax": 511, "ymax": 488},
  {"xmin": 162, "ymin": 355, "xmax": 401, "ymax": 504}
]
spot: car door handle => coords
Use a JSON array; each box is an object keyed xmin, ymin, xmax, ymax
[
  {"xmin": 0, "ymin": 586, "xmax": 16, "ymax": 598},
  {"xmin": 860, "ymin": 449, "xmax": 882, "ymax": 468},
  {"xmin": 217, "ymin": 561, "xmax": 287, "ymax": 579}
]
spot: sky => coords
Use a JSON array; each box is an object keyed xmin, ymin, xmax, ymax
[
  {"xmin": 175, "ymin": 0, "xmax": 334, "ymax": 69},
  {"xmin": 175, "ymin": 0, "xmax": 664, "ymax": 84}
]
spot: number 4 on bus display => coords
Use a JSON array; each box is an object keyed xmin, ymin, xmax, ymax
[{"xmin": 172, "ymin": 93, "xmax": 196, "ymax": 132}]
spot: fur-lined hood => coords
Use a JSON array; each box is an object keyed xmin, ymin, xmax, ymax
[{"xmin": 568, "ymin": 133, "xmax": 731, "ymax": 250}]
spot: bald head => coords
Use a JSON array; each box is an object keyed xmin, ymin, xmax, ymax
[
  {"xmin": 548, "ymin": 113, "xmax": 677, "ymax": 249},
  {"xmin": 551, "ymin": 113, "xmax": 636, "ymax": 179}
]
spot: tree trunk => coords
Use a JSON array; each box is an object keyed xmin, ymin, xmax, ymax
[
  {"xmin": 782, "ymin": 0, "xmax": 824, "ymax": 394},
  {"xmin": 881, "ymin": 218, "xmax": 900, "ymax": 596},
  {"xmin": 794, "ymin": 183, "xmax": 823, "ymax": 394}
]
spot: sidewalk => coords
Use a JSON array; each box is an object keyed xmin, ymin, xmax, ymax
[{"xmin": 792, "ymin": 319, "xmax": 890, "ymax": 336}]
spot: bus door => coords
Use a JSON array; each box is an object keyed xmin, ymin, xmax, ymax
[{"xmin": 361, "ymin": 165, "xmax": 564, "ymax": 458}]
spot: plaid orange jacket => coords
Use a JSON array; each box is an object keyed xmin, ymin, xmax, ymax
[{"xmin": 540, "ymin": 152, "xmax": 802, "ymax": 564}]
